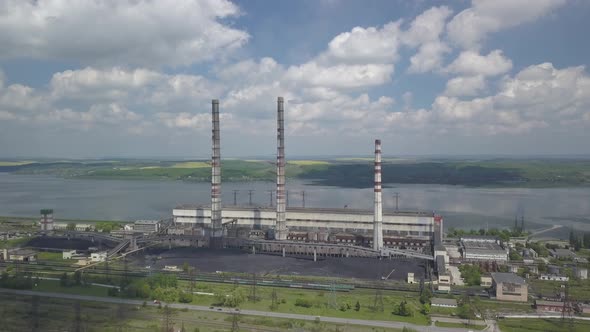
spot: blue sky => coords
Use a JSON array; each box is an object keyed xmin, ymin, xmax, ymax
[{"xmin": 0, "ymin": 0, "xmax": 589, "ymax": 158}]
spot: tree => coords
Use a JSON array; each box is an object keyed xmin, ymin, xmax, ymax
[
  {"xmin": 419, "ymin": 287, "xmax": 432, "ymax": 304},
  {"xmin": 422, "ymin": 303, "xmax": 430, "ymax": 315},
  {"xmin": 178, "ymin": 292, "xmax": 193, "ymax": 303},
  {"xmin": 394, "ymin": 300, "xmax": 413, "ymax": 317},
  {"xmin": 354, "ymin": 300, "xmax": 360, "ymax": 312},
  {"xmin": 74, "ymin": 271, "xmax": 82, "ymax": 286},
  {"xmin": 182, "ymin": 262, "xmax": 189, "ymax": 273},
  {"xmin": 60, "ymin": 272, "xmax": 69, "ymax": 287}
]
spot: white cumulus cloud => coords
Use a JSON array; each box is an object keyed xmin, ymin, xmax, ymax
[
  {"xmin": 446, "ymin": 50, "xmax": 512, "ymax": 77},
  {"xmin": 0, "ymin": 0, "xmax": 249, "ymax": 67},
  {"xmin": 447, "ymin": 0, "xmax": 566, "ymax": 49}
]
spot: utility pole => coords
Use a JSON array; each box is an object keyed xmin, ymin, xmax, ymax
[
  {"xmin": 301, "ymin": 191, "xmax": 306, "ymax": 208},
  {"xmin": 248, "ymin": 190, "xmax": 254, "ymax": 206},
  {"xmin": 286, "ymin": 190, "xmax": 289, "ymax": 207},
  {"xmin": 394, "ymin": 192, "xmax": 399, "ymax": 211},
  {"xmin": 233, "ymin": 190, "xmax": 239, "ymax": 206}
]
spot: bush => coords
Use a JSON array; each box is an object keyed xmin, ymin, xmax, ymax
[
  {"xmin": 179, "ymin": 292, "xmax": 193, "ymax": 303},
  {"xmin": 294, "ymin": 298, "xmax": 313, "ymax": 308}
]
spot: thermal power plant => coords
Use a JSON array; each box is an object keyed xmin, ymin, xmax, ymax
[
  {"xmin": 275, "ymin": 97, "xmax": 288, "ymax": 240},
  {"xmin": 373, "ymin": 139, "xmax": 384, "ymax": 251},
  {"xmin": 210, "ymin": 99, "xmax": 223, "ymax": 247},
  {"xmin": 168, "ymin": 97, "xmax": 441, "ymax": 260}
]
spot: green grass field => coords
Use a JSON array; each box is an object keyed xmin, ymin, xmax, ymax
[
  {"xmin": 498, "ymin": 318, "xmax": 590, "ymax": 332},
  {"xmin": 176, "ymin": 280, "xmax": 430, "ymax": 325},
  {"xmin": 0, "ymin": 292, "xmax": 406, "ymax": 332},
  {"xmin": 434, "ymin": 321, "xmax": 485, "ymax": 330},
  {"xmin": 34, "ymin": 280, "xmax": 110, "ymax": 297},
  {"xmin": 0, "ymin": 161, "xmax": 35, "ymax": 166}
]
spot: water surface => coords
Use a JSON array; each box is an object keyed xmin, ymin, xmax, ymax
[{"xmin": 1, "ymin": 173, "xmax": 589, "ymax": 233}]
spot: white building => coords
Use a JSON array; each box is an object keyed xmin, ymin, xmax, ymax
[
  {"xmin": 431, "ymin": 298, "xmax": 458, "ymax": 308},
  {"xmin": 90, "ymin": 252, "xmax": 107, "ymax": 262},
  {"xmin": 576, "ymin": 268, "xmax": 588, "ymax": 280},
  {"xmin": 540, "ymin": 274, "xmax": 569, "ymax": 282},
  {"xmin": 461, "ymin": 237, "xmax": 508, "ymax": 262},
  {"xmin": 62, "ymin": 250, "xmax": 77, "ymax": 259},
  {"xmin": 133, "ymin": 220, "xmax": 161, "ymax": 234}
]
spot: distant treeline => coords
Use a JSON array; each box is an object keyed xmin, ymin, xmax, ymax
[
  {"xmin": 3, "ymin": 158, "xmax": 590, "ymax": 188},
  {"xmin": 299, "ymin": 163, "xmax": 524, "ymax": 188}
]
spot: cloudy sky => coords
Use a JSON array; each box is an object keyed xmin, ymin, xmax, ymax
[{"xmin": 0, "ymin": 0, "xmax": 589, "ymax": 158}]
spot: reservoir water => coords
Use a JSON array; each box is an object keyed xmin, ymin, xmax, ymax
[{"xmin": 1, "ymin": 173, "xmax": 589, "ymax": 233}]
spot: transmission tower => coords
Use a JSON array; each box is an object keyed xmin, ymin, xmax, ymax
[
  {"xmin": 270, "ymin": 289, "xmax": 279, "ymax": 310},
  {"xmin": 328, "ymin": 281, "xmax": 338, "ymax": 309},
  {"xmin": 30, "ymin": 295, "xmax": 40, "ymax": 332},
  {"xmin": 561, "ymin": 283, "xmax": 575, "ymax": 325},
  {"xmin": 249, "ymin": 273, "xmax": 259, "ymax": 302},
  {"xmin": 233, "ymin": 190, "xmax": 239, "ymax": 206},
  {"xmin": 73, "ymin": 300, "xmax": 82, "ymax": 332},
  {"xmin": 105, "ymin": 255, "xmax": 111, "ymax": 283},
  {"xmin": 372, "ymin": 283, "xmax": 384, "ymax": 312},
  {"xmin": 267, "ymin": 190, "xmax": 274, "ymax": 207},
  {"xmin": 248, "ymin": 190, "xmax": 254, "ymax": 206},
  {"xmin": 231, "ymin": 312, "xmax": 240, "ymax": 332}
]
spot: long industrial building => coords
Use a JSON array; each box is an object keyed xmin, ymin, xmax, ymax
[{"xmin": 172, "ymin": 205, "xmax": 439, "ymax": 249}]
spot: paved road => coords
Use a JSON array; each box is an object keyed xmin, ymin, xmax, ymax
[{"xmin": 0, "ymin": 288, "xmax": 475, "ymax": 332}]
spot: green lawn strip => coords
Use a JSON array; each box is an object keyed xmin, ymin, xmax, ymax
[
  {"xmin": 498, "ymin": 318, "xmax": 590, "ymax": 332},
  {"xmin": 434, "ymin": 321, "xmax": 486, "ymax": 330},
  {"xmin": 34, "ymin": 279, "xmax": 110, "ymax": 297}
]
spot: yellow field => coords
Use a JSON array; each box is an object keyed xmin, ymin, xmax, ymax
[
  {"xmin": 334, "ymin": 157, "xmax": 373, "ymax": 161},
  {"xmin": 171, "ymin": 161, "xmax": 209, "ymax": 168},
  {"xmin": 288, "ymin": 160, "xmax": 330, "ymax": 165},
  {"xmin": 0, "ymin": 161, "xmax": 35, "ymax": 166}
]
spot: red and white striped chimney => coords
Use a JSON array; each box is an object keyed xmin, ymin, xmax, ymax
[
  {"xmin": 373, "ymin": 139, "xmax": 384, "ymax": 251},
  {"xmin": 211, "ymin": 99, "xmax": 223, "ymax": 241},
  {"xmin": 276, "ymin": 97, "xmax": 288, "ymax": 240}
]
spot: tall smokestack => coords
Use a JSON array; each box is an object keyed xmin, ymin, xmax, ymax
[
  {"xmin": 276, "ymin": 97, "xmax": 287, "ymax": 240},
  {"xmin": 211, "ymin": 99, "xmax": 222, "ymax": 243},
  {"xmin": 373, "ymin": 139, "xmax": 384, "ymax": 251}
]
